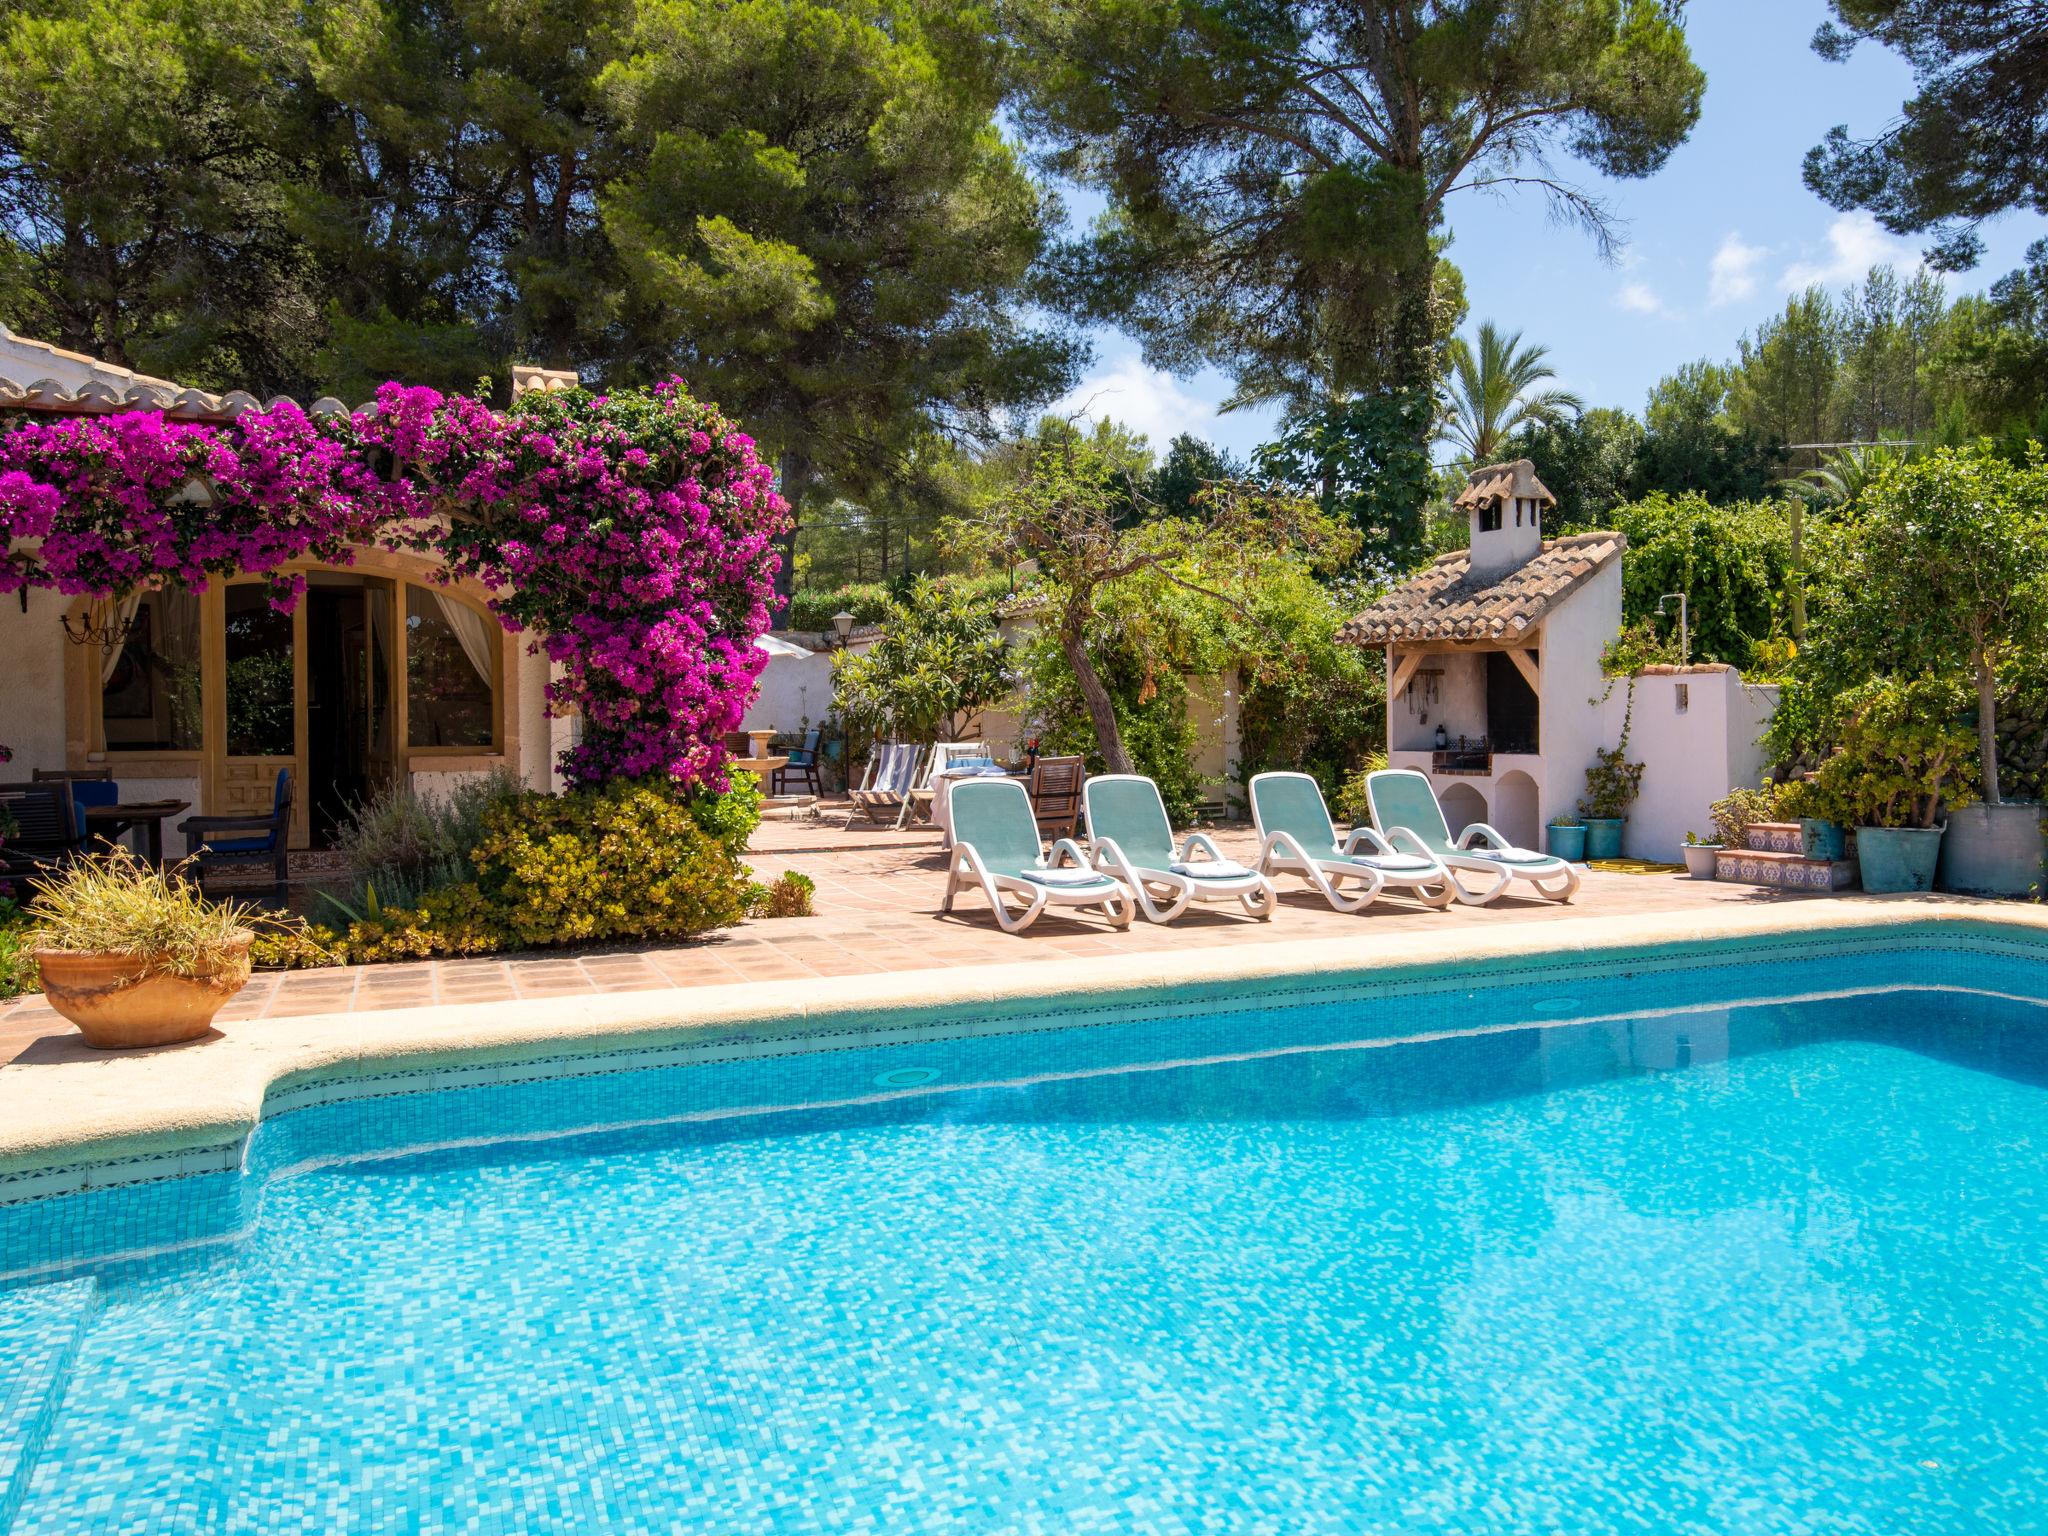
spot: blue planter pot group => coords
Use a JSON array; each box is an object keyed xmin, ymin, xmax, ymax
[
  {"xmin": 1547, "ymin": 823, "xmax": 1587, "ymax": 861},
  {"xmin": 1582, "ymin": 818, "xmax": 1625, "ymax": 861},
  {"xmin": 1857, "ymin": 826, "xmax": 1943, "ymax": 893}
]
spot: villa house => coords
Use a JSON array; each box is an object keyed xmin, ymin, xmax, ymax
[
  {"xmin": 0, "ymin": 325, "xmax": 577, "ymax": 849},
  {"xmin": 1344, "ymin": 459, "xmax": 1778, "ymax": 860}
]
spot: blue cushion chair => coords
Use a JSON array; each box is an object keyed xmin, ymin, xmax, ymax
[{"xmin": 178, "ymin": 770, "xmax": 293, "ymax": 908}]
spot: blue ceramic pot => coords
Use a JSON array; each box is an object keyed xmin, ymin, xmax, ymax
[
  {"xmin": 1582, "ymin": 818, "xmax": 1625, "ymax": 860},
  {"xmin": 1547, "ymin": 823, "xmax": 1586, "ymax": 861},
  {"xmin": 1857, "ymin": 826, "xmax": 1943, "ymax": 893},
  {"xmin": 1797, "ymin": 818, "xmax": 1846, "ymax": 861}
]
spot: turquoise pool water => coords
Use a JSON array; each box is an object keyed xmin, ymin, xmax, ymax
[{"xmin": 5, "ymin": 950, "xmax": 2048, "ymax": 1533}]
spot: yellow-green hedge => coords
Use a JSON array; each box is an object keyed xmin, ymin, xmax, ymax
[{"xmin": 314, "ymin": 779, "xmax": 756, "ymax": 964}]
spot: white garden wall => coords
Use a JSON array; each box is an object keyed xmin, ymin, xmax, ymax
[{"xmin": 1595, "ymin": 666, "xmax": 1780, "ymax": 861}]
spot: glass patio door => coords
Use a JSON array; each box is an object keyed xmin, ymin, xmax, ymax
[{"xmin": 206, "ymin": 580, "xmax": 308, "ymax": 848}]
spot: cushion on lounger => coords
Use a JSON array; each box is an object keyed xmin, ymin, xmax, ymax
[
  {"xmin": 1168, "ymin": 859, "xmax": 1255, "ymax": 880},
  {"xmin": 1017, "ymin": 868, "xmax": 1114, "ymax": 889}
]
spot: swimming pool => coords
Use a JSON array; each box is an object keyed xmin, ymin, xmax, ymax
[{"xmin": 5, "ymin": 928, "xmax": 2048, "ymax": 1534}]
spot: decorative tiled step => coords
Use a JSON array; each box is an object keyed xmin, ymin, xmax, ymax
[
  {"xmin": 0, "ymin": 1277, "xmax": 97, "ymax": 1529},
  {"xmin": 1745, "ymin": 820, "xmax": 1850, "ymax": 859},
  {"xmin": 1716, "ymin": 847, "xmax": 1859, "ymax": 891}
]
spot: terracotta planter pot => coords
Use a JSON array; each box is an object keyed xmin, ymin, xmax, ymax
[{"xmin": 34, "ymin": 933, "xmax": 253, "ymax": 1049}]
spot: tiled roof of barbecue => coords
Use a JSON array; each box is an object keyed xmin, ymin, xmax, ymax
[
  {"xmin": 1339, "ymin": 530, "xmax": 1626, "ymax": 645},
  {"xmin": 1453, "ymin": 457, "xmax": 1555, "ymax": 512}
]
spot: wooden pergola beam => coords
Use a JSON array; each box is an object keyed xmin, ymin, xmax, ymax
[{"xmin": 1505, "ymin": 647, "xmax": 1541, "ymax": 695}]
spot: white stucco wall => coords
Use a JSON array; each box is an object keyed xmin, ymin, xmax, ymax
[
  {"xmin": 1599, "ymin": 668, "xmax": 1779, "ymax": 861},
  {"xmin": 0, "ymin": 592, "xmax": 71, "ymax": 775},
  {"xmin": 1391, "ymin": 651, "xmax": 1486, "ymax": 753},
  {"xmin": 1532, "ymin": 559, "xmax": 1625, "ymax": 829},
  {"xmin": 740, "ymin": 641, "xmax": 838, "ymax": 738}
]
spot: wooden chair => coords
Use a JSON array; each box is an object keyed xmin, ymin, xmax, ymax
[
  {"xmin": 1027, "ymin": 755, "xmax": 1086, "ymax": 840},
  {"xmin": 772, "ymin": 728, "xmax": 822, "ymax": 796},
  {"xmin": 178, "ymin": 769, "xmax": 293, "ymax": 908},
  {"xmin": 0, "ymin": 782, "xmax": 80, "ymax": 879}
]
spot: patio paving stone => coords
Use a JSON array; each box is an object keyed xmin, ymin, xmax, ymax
[{"xmin": 0, "ymin": 806, "xmax": 1848, "ymax": 1067}]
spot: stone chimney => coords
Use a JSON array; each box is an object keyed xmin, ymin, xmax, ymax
[{"xmin": 1455, "ymin": 458, "xmax": 1555, "ymax": 582}]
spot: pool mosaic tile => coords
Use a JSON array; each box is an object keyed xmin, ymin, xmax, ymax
[{"xmin": 1, "ymin": 928, "xmax": 2047, "ymax": 1531}]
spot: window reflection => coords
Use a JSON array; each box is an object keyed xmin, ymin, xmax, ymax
[
  {"xmin": 224, "ymin": 585, "xmax": 295, "ymax": 757},
  {"xmin": 406, "ymin": 587, "xmax": 495, "ymax": 747},
  {"xmin": 99, "ymin": 585, "xmax": 203, "ymax": 752}
]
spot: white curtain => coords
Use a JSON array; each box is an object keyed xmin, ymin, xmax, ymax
[
  {"xmin": 430, "ymin": 590, "xmax": 495, "ymax": 688},
  {"xmin": 98, "ymin": 594, "xmax": 145, "ymax": 684}
]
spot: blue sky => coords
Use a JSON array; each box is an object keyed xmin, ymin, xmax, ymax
[{"xmin": 1049, "ymin": 0, "xmax": 2048, "ymax": 462}]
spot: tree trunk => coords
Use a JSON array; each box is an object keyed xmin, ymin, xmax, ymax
[
  {"xmin": 1062, "ymin": 610, "xmax": 1132, "ymax": 775},
  {"xmin": 1977, "ymin": 643, "xmax": 2002, "ymax": 805},
  {"xmin": 774, "ymin": 449, "xmax": 808, "ymax": 609}
]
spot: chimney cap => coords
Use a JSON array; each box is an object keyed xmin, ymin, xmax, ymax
[{"xmin": 1454, "ymin": 458, "xmax": 1555, "ymax": 513}]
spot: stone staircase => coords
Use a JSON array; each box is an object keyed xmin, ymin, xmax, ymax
[{"xmin": 1715, "ymin": 822, "xmax": 1859, "ymax": 891}]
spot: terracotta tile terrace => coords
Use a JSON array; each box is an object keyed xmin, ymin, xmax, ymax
[{"xmin": 0, "ymin": 803, "xmax": 1826, "ymax": 1068}]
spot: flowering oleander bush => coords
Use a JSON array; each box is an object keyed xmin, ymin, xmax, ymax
[{"xmin": 0, "ymin": 381, "xmax": 787, "ymax": 789}]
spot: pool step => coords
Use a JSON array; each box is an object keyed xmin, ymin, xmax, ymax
[
  {"xmin": 0, "ymin": 1277, "xmax": 98, "ymax": 1531},
  {"xmin": 1716, "ymin": 846, "xmax": 1859, "ymax": 891}
]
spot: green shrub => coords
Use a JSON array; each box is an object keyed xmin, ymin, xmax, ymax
[
  {"xmin": 0, "ymin": 900, "xmax": 35, "ymax": 998},
  {"xmin": 1706, "ymin": 785, "xmax": 1777, "ymax": 848},
  {"xmin": 753, "ymin": 870, "xmax": 815, "ymax": 918},
  {"xmin": 1799, "ymin": 676, "xmax": 1979, "ymax": 829},
  {"xmin": 330, "ymin": 768, "xmax": 525, "ymax": 912},
  {"xmin": 1330, "ymin": 752, "xmax": 1389, "ymax": 825},
  {"xmin": 335, "ymin": 778, "xmax": 755, "ymax": 960},
  {"xmin": 248, "ymin": 923, "xmax": 344, "ymax": 970},
  {"xmin": 688, "ymin": 772, "xmax": 762, "ymax": 857}
]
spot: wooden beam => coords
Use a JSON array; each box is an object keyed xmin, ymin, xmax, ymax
[
  {"xmin": 1506, "ymin": 647, "xmax": 1541, "ymax": 695},
  {"xmin": 1389, "ymin": 650, "xmax": 1426, "ymax": 699}
]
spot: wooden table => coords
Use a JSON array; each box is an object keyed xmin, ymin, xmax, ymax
[{"xmin": 84, "ymin": 801, "xmax": 191, "ymax": 866}]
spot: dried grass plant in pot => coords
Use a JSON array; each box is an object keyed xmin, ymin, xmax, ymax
[{"xmin": 29, "ymin": 849, "xmax": 256, "ymax": 1049}]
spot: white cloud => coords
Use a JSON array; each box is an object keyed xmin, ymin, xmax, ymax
[
  {"xmin": 1709, "ymin": 233, "xmax": 1767, "ymax": 307},
  {"xmin": 1615, "ymin": 281, "xmax": 1667, "ymax": 317},
  {"xmin": 1050, "ymin": 356, "xmax": 1217, "ymax": 452},
  {"xmin": 1780, "ymin": 212, "xmax": 1920, "ymax": 290}
]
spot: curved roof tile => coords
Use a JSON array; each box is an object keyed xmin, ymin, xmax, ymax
[{"xmin": 1340, "ymin": 531, "xmax": 1625, "ymax": 646}]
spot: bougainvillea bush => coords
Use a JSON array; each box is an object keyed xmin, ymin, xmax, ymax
[{"xmin": 0, "ymin": 381, "xmax": 786, "ymax": 789}]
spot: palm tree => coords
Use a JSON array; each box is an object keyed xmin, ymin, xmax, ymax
[{"xmin": 1439, "ymin": 322, "xmax": 1583, "ymax": 465}]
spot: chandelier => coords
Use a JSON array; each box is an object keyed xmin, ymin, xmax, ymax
[{"xmin": 61, "ymin": 601, "xmax": 143, "ymax": 655}]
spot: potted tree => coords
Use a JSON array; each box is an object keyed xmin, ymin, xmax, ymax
[
  {"xmin": 1578, "ymin": 744, "xmax": 1644, "ymax": 861},
  {"xmin": 28, "ymin": 848, "xmax": 255, "ymax": 1048},
  {"xmin": 1803, "ymin": 678, "xmax": 1977, "ymax": 894},
  {"xmin": 1830, "ymin": 448, "xmax": 2048, "ymax": 896},
  {"xmin": 1546, "ymin": 812, "xmax": 1587, "ymax": 862}
]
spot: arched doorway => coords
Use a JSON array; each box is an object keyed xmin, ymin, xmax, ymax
[
  {"xmin": 1494, "ymin": 770, "xmax": 1540, "ymax": 851},
  {"xmin": 1438, "ymin": 782, "xmax": 1488, "ymax": 838}
]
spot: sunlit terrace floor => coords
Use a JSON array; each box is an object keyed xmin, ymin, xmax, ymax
[{"xmin": 0, "ymin": 801, "xmax": 1834, "ymax": 1067}]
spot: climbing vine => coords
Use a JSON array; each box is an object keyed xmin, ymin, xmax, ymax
[{"xmin": 0, "ymin": 380, "xmax": 787, "ymax": 788}]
